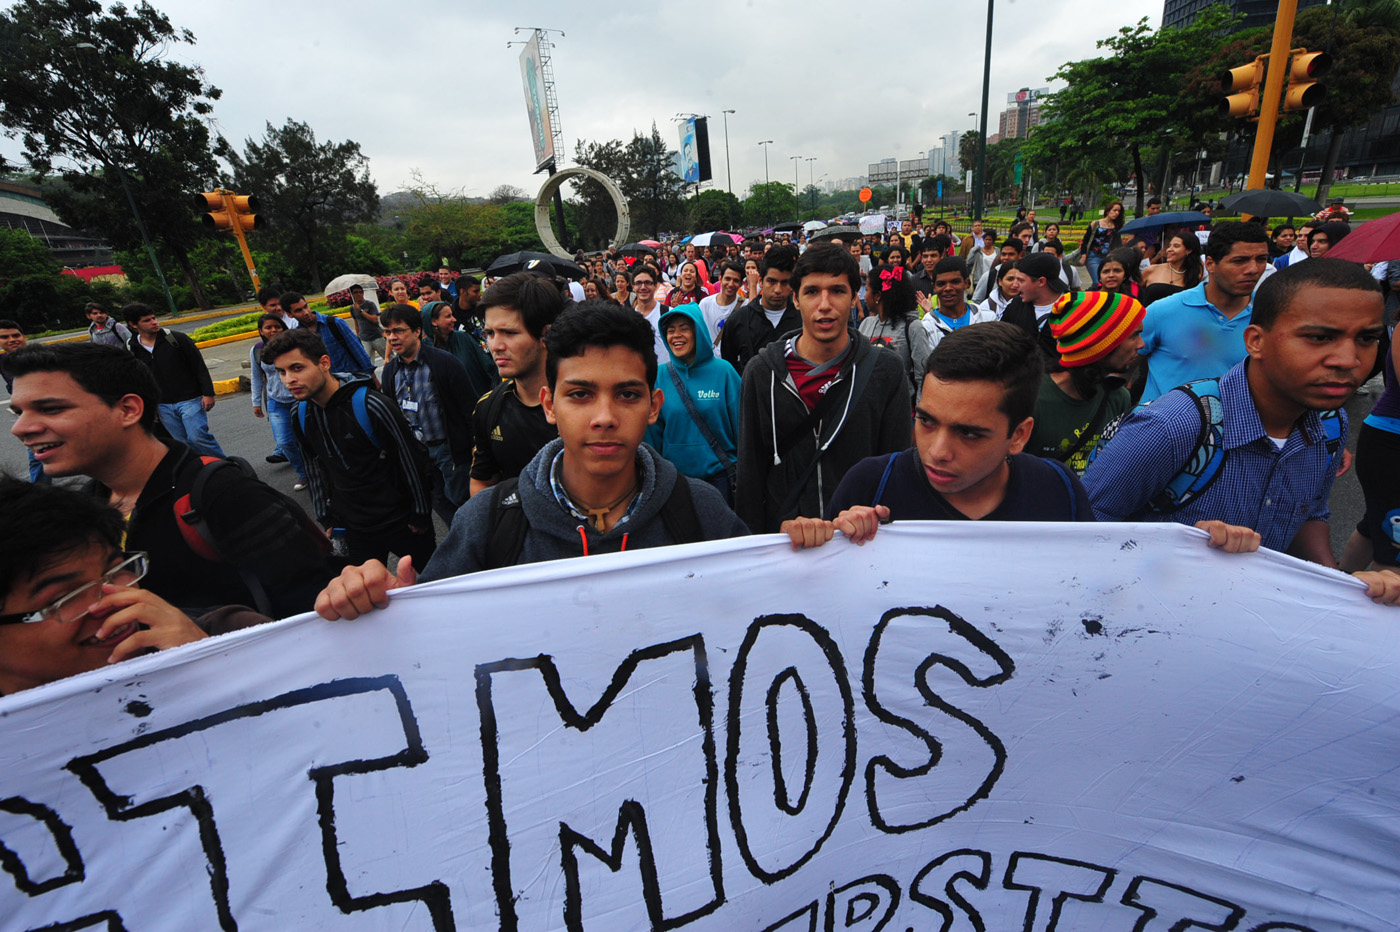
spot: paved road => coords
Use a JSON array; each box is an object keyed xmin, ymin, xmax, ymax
[{"xmin": 0, "ymin": 371, "xmax": 1376, "ymax": 562}]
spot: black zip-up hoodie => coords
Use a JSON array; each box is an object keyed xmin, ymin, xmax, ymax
[
  {"xmin": 735, "ymin": 331, "xmax": 911, "ymax": 533},
  {"xmin": 718, "ymin": 297, "xmax": 802, "ymax": 375}
]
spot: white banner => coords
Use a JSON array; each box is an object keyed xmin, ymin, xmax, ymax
[
  {"xmin": 858, "ymin": 213, "xmax": 886, "ymax": 236},
  {"xmin": 2, "ymin": 523, "xmax": 1398, "ymax": 931}
]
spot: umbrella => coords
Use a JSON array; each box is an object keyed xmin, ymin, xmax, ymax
[
  {"xmin": 322, "ymin": 273, "xmax": 379, "ymax": 295},
  {"xmin": 618, "ymin": 242, "xmax": 657, "ymax": 258},
  {"xmin": 639, "ymin": 239, "xmax": 661, "ymax": 248},
  {"xmin": 1219, "ymin": 189, "xmax": 1319, "ymax": 217},
  {"xmin": 486, "ymin": 250, "xmax": 586, "ymax": 279},
  {"xmin": 690, "ymin": 231, "xmax": 738, "ymax": 247},
  {"xmin": 772, "ymin": 221, "xmax": 803, "ymax": 233},
  {"xmin": 1324, "ymin": 211, "xmax": 1400, "ymax": 264},
  {"xmin": 1120, "ymin": 211, "xmax": 1211, "ymax": 234},
  {"xmin": 809, "ymin": 223, "xmax": 861, "ymax": 244},
  {"xmin": 803, "ymin": 220, "xmax": 828, "ymax": 233}
]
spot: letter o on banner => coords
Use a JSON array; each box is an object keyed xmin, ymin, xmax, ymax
[{"xmin": 535, "ymin": 167, "xmax": 630, "ymax": 260}]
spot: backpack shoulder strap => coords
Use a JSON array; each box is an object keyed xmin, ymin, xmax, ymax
[
  {"xmin": 1148, "ymin": 378, "xmax": 1226, "ymax": 513},
  {"xmin": 483, "ymin": 477, "xmax": 528, "ymax": 570},
  {"xmin": 350, "ymin": 385, "xmax": 381, "ymax": 450},
  {"xmin": 174, "ymin": 455, "xmax": 276, "ymax": 615},
  {"xmin": 658, "ymin": 475, "xmax": 703, "ymax": 545},
  {"xmin": 485, "ymin": 380, "xmax": 512, "ymax": 432},
  {"xmin": 871, "ymin": 451, "xmax": 901, "ymax": 509},
  {"xmin": 1042, "ymin": 456, "xmax": 1080, "ymax": 521}
]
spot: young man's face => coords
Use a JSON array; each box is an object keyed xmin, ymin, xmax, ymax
[
  {"xmin": 0, "ymin": 326, "xmax": 25, "ymax": 352},
  {"xmin": 760, "ymin": 266, "xmax": 793, "ymax": 311},
  {"xmin": 0, "ymin": 541, "xmax": 135, "ymax": 694},
  {"xmin": 286, "ymin": 299, "xmax": 316, "ymax": 326},
  {"xmin": 1308, "ymin": 233, "xmax": 1332, "ymax": 259},
  {"xmin": 10, "ymin": 370, "xmax": 138, "ymax": 477},
  {"xmin": 1102, "ymin": 323, "xmax": 1146, "ymax": 373},
  {"xmin": 419, "ymin": 284, "xmax": 440, "ymax": 304},
  {"xmin": 1245, "ymin": 285, "xmax": 1384, "ymax": 413},
  {"xmin": 795, "ymin": 272, "xmax": 853, "ymax": 347},
  {"xmin": 261, "ymin": 297, "xmax": 282, "ymax": 315},
  {"xmin": 999, "ymin": 244, "xmax": 1021, "ymax": 264},
  {"xmin": 664, "ymin": 316, "xmax": 696, "ymax": 363},
  {"xmin": 383, "ymin": 319, "xmax": 422, "ymax": 360},
  {"xmin": 921, "ymin": 249, "xmax": 942, "ymax": 273},
  {"xmin": 719, "ymin": 268, "xmax": 742, "ymax": 299},
  {"xmin": 134, "ymin": 314, "xmax": 161, "ymax": 336},
  {"xmin": 914, "ymin": 374, "xmax": 1031, "ymax": 507},
  {"xmin": 631, "ymin": 272, "xmax": 658, "ymax": 306},
  {"xmin": 437, "ymin": 269, "xmax": 453, "ymax": 286},
  {"xmin": 86, "ymin": 307, "xmax": 109, "ymax": 326},
  {"xmin": 1205, "ymin": 242, "xmax": 1269, "ymax": 298},
  {"xmin": 1017, "ymin": 228, "xmax": 1034, "ymax": 247},
  {"xmin": 462, "ymin": 283, "xmax": 481, "ymax": 307},
  {"xmin": 1146, "ymin": 203, "xmax": 1161, "ymax": 216},
  {"xmin": 543, "ymin": 345, "xmax": 661, "ymax": 481},
  {"xmin": 484, "ymin": 306, "xmax": 544, "ymax": 381},
  {"xmin": 349, "ymin": 288, "xmax": 365, "ymax": 305},
  {"xmin": 933, "ymin": 271, "xmax": 967, "ymax": 311},
  {"xmin": 901, "ymin": 220, "xmax": 912, "ymax": 235},
  {"xmin": 1027, "ymin": 210, "xmax": 1037, "ymax": 223},
  {"xmin": 272, "ymin": 348, "xmax": 332, "ymax": 401}
]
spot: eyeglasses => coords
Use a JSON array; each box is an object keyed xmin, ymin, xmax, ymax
[
  {"xmin": 633, "ymin": 280, "xmax": 656, "ymax": 288},
  {"xmin": 0, "ymin": 552, "xmax": 149, "ymax": 626}
]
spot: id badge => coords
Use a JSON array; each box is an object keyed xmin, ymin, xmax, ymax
[{"xmin": 401, "ymin": 400, "xmax": 419, "ymax": 412}]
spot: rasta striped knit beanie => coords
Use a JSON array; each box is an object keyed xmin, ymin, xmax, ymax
[{"xmin": 1048, "ymin": 290, "xmax": 1146, "ymax": 368}]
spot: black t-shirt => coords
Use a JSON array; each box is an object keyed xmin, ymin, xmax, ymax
[
  {"xmin": 825, "ymin": 448, "xmax": 1095, "ymax": 522},
  {"xmin": 469, "ymin": 381, "xmax": 558, "ymax": 482}
]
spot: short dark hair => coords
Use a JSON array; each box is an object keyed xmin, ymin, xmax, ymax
[
  {"xmin": 0, "ymin": 477, "xmax": 125, "ymax": 601},
  {"xmin": 0, "ymin": 319, "xmax": 23, "ymax": 333},
  {"xmin": 121, "ymin": 302, "xmax": 155, "ymax": 326},
  {"xmin": 262, "ymin": 327, "xmax": 329, "ymax": 366},
  {"xmin": 460, "ymin": 274, "xmax": 481, "ymax": 289},
  {"xmin": 349, "ymin": 284, "xmax": 364, "ymax": 294},
  {"xmin": 628, "ymin": 264, "xmax": 660, "ymax": 284},
  {"xmin": 479, "ymin": 271, "xmax": 565, "ymax": 339},
  {"xmin": 1251, "ymin": 257, "xmax": 1381, "ymax": 331},
  {"xmin": 1042, "ymin": 237, "xmax": 1065, "ymax": 256},
  {"xmin": 923, "ymin": 321, "xmax": 1042, "ymax": 433},
  {"xmin": 1009, "ymin": 221, "xmax": 1033, "ymax": 237},
  {"xmin": 1147, "ymin": 197, "xmax": 1162, "ymax": 207},
  {"xmin": 1309, "ymin": 221, "xmax": 1351, "ymax": 246},
  {"xmin": 717, "ymin": 260, "xmax": 743, "ymax": 279},
  {"xmin": 760, "ymin": 244, "xmax": 800, "ymax": 277},
  {"xmin": 2, "ymin": 343, "xmax": 159, "ymax": 430},
  {"xmin": 544, "ymin": 300, "xmax": 658, "ymax": 390},
  {"xmin": 418, "ymin": 279, "xmax": 441, "ymax": 292},
  {"xmin": 84, "ymin": 302, "xmax": 105, "ymax": 314},
  {"xmin": 256, "ymin": 287, "xmax": 281, "ymax": 307},
  {"xmin": 932, "ymin": 256, "xmax": 968, "ymax": 280},
  {"xmin": 1271, "ymin": 224, "xmax": 1296, "ymax": 237},
  {"xmin": 1204, "ymin": 221, "xmax": 1270, "ymax": 262},
  {"xmin": 791, "ymin": 242, "xmax": 860, "ymax": 294},
  {"xmin": 999, "ymin": 238, "xmax": 1025, "ymax": 256},
  {"xmin": 380, "ymin": 304, "xmax": 422, "ymax": 331},
  {"xmin": 280, "ymin": 292, "xmax": 307, "ymax": 311},
  {"xmin": 923, "ymin": 235, "xmax": 952, "ymax": 256}
]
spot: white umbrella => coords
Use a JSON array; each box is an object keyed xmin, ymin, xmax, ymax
[
  {"xmin": 803, "ymin": 220, "xmax": 827, "ymax": 232},
  {"xmin": 690, "ymin": 231, "xmax": 738, "ymax": 247},
  {"xmin": 322, "ymin": 273, "xmax": 379, "ymax": 294}
]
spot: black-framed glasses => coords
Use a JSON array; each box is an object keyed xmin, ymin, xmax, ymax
[{"xmin": 0, "ymin": 552, "xmax": 149, "ymax": 626}]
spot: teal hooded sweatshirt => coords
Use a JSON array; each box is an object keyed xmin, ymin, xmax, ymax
[{"xmin": 646, "ymin": 303, "xmax": 742, "ymax": 481}]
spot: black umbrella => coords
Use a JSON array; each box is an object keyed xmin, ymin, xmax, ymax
[
  {"xmin": 1120, "ymin": 211, "xmax": 1212, "ymax": 233},
  {"xmin": 1219, "ymin": 189, "xmax": 1319, "ymax": 218},
  {"xmin": 809, "ymin": 223, "xmax": 862, "ymax": 243},
  {"xmin": 617, "ymin": 242, "xmax": 657, "ymax": 258},
  {"xmin": 486, "ymin": 250, "xmax": 586, "ymax": 279},
  {"xmin": 772, "ymin": 220, "xmax": 804, "ymax": 233}
]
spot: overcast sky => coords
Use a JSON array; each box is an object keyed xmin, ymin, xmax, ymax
[{"xmin": 6, "ymin": 0, "xmax": 1164, "ymax": 199}]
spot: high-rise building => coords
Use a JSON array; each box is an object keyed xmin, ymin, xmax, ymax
[
  {"xmin": 928, "ymin": 147, "xmax": 946, "ymax": 178},
  {"xmin": 941, "ymin": 131, "xmax": 963, "ymax": 172},
  {"xmin": 1162, "ymin": 0, "xmax": 1325, "ymax": 31},
  {"xmin": 996, "ymin": 88, "xmax": 1047, "ymax": 141}
]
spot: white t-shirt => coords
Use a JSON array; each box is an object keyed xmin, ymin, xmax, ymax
[
  {"xmin": 697, "ymin": 293, "xmax": 739, "ymax": 341},
  {"xmin": 763, "ymin": 306, "xmax": 786, "ymax": 327},
  {"xmin": 640, "ymin": 303, "xmax": 669, "ymax": 363},
  {"xmin": 1034, "ymin": 302, "xmax": 1056, "ymax": 325}
]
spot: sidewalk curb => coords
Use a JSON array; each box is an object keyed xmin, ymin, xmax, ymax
[{"xmin": 213, "ymin": 376, "xmax": 248, "ymax": 396}]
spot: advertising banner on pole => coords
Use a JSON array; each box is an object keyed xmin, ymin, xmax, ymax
[
  {"xmin": 679, "ymin": 117, "xmax": 699, "ymax": 184},
  {"xmin": 3, "ymin": 523, "xmax": 1398, "ymax": 931},
  {"xmin": 519, "ymin": 34, "xmax": 554, "ymax": 171}
]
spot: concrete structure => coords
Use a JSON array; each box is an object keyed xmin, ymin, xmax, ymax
[{"xmin": 0, "ymin": 180, "xmax": 112, "ymax": 268}]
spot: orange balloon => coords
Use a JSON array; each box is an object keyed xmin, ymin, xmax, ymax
[{"xmin": 859, "ymin": 187, "xmax": 872, "ymax": 203}]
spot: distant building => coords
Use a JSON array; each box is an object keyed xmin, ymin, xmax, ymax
[
  {"xmin": 942, "ymin": 131, "xmax": 963, "ymax": 173},
  {"xmin": 996, "ymin": 88, "xmax": 1047, "ymax": 142},
  {"xmin": 0, "ymin": 180, "xmax": 113, "ymax": 268},
  {"xmin": 1162, "ymin": 0, "xmax": 1326, "ymax": 31}
]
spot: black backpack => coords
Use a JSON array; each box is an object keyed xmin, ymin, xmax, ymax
[{"xmin": 482, "ymin": 475, "xmax": 702, "ymax": 569}]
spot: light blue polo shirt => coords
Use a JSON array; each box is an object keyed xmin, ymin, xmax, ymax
[{"xmin": 1138, "ymin": 282, "xmax": 1252, "ymax": 403}]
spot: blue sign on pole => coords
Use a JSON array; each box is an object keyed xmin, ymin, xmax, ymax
[{"xmin": 937, "ymin": 179, "xmax": 943, "ymax": 199}]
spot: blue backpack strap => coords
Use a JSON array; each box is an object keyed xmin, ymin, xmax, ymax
[
  {"xmin": 871, "ymin": 451, "xmax": 900, "ymax": 508},
  {"xmin": 1148, "ymin": 378, "xmax": 1226, "ymax": 513},
  {"xmin": 1042, "ymin": 457, "xmax": 1079, "ymax": 521},
  {"xmin": 350, "ymin": 385, "xmax": 381, "ymax": 451}
]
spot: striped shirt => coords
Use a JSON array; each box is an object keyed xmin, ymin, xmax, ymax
[{"xmin": 1082, "ymin": 361, "xmax": 1344, "ymax": 551}]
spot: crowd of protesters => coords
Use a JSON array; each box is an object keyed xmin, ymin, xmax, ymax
[{"xmin": 3, "ymin": 198, "xmax": 1400, "ymax": 697}]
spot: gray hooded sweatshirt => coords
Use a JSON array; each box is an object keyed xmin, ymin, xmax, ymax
[{"xmin": 420, "ymin": 438, "xmax": 749, "ymax": 581}]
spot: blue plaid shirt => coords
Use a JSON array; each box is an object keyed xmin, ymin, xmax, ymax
[
  {"xmin": 1082, "ymin": 361, "xmax": 1345, "ymax": 551},
  {"xmin": 393, "ymin": 355, "xmax": 445, "ymax": 443}
]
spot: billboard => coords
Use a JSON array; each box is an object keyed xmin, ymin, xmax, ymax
[
  {"xmin": 519, "ymin": 35, "xmax": 555, "ymax": 171},
  {"xmin": 677, "ymin": 116, "xmax": 713, "ymax": 184}
]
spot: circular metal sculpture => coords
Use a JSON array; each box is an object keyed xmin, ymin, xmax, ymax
[{"xmin": 535, "ymin": 166, "xmax": 629, "ymax": 259}]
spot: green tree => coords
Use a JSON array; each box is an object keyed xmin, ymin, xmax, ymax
[
  {"xmin": 625, "ymin": 123, "xmax": 685, "ymax": 238},
  {"xmin": 958, "ymin": 131, "xmax": 983, "ymax": 174},
  {"xmin": 0, "ymin": 0, "xmax": 225, "ymax": 310},
  {"xmin": 227, "ymin": 119, "xmax": 379, "ymax": 290},
  {"xmin": 570, "ymin": 138, "xmax": 630, "ymax": 249},
  {"xmin": 0, "ymin": 224, "xmax": 58, "ymax": 279},
  {"xmin": 687, "ymin": 189, "xmax": 741, "ymax": 230},
  {"xmin": 742, "ymin": 181, "xmax": 796, "ymax": 228},
  {"xmin": 1023, "ymin": 6, "xmax": 1241, "ymax": 216}
]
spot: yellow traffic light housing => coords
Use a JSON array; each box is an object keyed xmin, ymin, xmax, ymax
[
  {"xmin": 1284, "ymin": 50, "xmax": 1330, "ymax": 111},
  {"xmin": 194, "ymin": 189, "xmax": 261, "ymax": 289},
  {"xmin": 1220, "ymin": 59, "xmax": 1265, "ymax": 118}
]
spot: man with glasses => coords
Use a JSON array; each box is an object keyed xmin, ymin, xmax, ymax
[
  {"xmin": 627, "ymin": 265, "xmax": 670, "ymax": 364},
  {"xmin": 0, "ymin": 478, "xmax": 274, "ymax": 695}
]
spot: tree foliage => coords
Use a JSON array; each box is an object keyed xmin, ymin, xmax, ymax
[
  {"xmin": 571, "ymin": 124, "xmax": 687, "ymax": 246},
  {"xmin": 743, "ymin": 181, "xmax": 797, "ymax": 228},
  {"xmin": 0, "ymin": 0, "xmax": 224, "ymax": 308},
  {"xmin": 226, "ymin": 119, "xmax": 379, "ymax": 290}
]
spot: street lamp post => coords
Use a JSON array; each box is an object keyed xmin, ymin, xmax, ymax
[
  {"xmin": 805, "ymin": 157, "xmax": 816, "ymax": 219},
  {"xmin": 74, "ymin": 42, "xmax": 179, "ymax": 316},
  {"xmin": 790, "ymin": 155, "xmax": 801, "ymax": 223},
  {"xmin": 758, "ymin": 140, "xmax": 774, "ymax": 226},
  {"xmin": 722, "ymin": 109, "xmax": 735, "ymax": 228},
  {"xmin": 974, "ymin": 0, "xmax": 995, "ymax": 221}
]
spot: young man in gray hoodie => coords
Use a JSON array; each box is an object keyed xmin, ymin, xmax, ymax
[{"xmin": 314, "ymin": 300, "xmax": 749, "ymax": 619}]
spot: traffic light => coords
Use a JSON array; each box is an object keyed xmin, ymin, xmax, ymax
[
  {"xmin": 1284, "ymin": 50, "xmax": 1330, "ymax": 111},
  {"xmin": 1220, "ymin": 59, "xmax": 1265, "ymax": 118},
  {"xmin": 195, "ymin": 191, "xmax": 258, "ymax": 232}
]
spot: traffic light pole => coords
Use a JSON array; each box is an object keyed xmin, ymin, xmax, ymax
[
  {"xmin": 217, "ymin": 190, "xmax": 261, "ymax": 292},
  {"xmin": 1245, "ymin": 0, "xmax": 1298, "ymax": 191}
]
